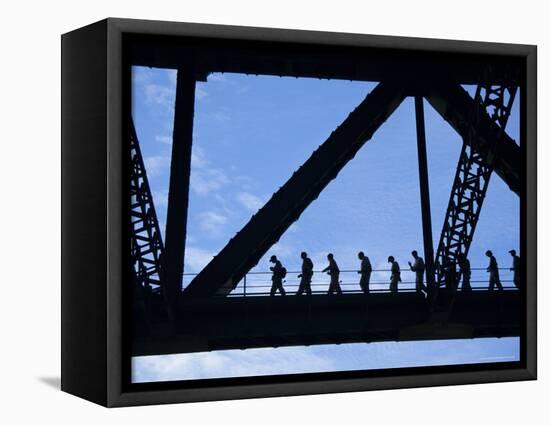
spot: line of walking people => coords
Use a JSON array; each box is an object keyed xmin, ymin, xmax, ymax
[{"xmin": 267, "ymin": 249, "xmax": 520, "ymax": 296}]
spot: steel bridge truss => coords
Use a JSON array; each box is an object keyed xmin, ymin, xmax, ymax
[
  {"xmin": 129, "ymin": 121, "xmax": 166, "ymax": 293},
  {"xmin": 434, "ymin": 84, "xmax": 518, "ymax": 291}
]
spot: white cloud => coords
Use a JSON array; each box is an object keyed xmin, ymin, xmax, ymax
[
  {"xmin": 144, "ymin": 84, "xmax": 175, "ymax": 111},
  {"xmin": 155, "ymin": 135, "xmax": 172, "ymax": 145},
  {"xmin": 144, "ymin": 155, "xmax": 170, "ymax": 177},
  {"xmin": 184, "ymin": 246, "xmax": 215, "ymax": 273},
  {"xmin": 207, "ymin": 73, "xmax": 227, "ymax": 83},
  {"xmin": 198, "ymin": 211, "xmax": 228, "ymax": 235},
  {"xmin": 187, "ymin": 145, "xmax": 232, "ymax": 196},
  {"xmin": 190, "ymin": 168, "xmax": 230, "ymax": 195},
  {"xmin": 191, "ymin": 145, "xmax": 208, "ymax": 168},
  {"xmin": 132, "ymin": 66, "xmax": 153, "ymax": 84},
  {"xmin": 167, "ymin": 69, "xmax": 177, "ymax": 85},
  {"xmin": 132, "ymin": 345, "xmax": 335, "ymax": 382},
  {"xmin": 236, "ymin": 192, "xmax": 265, "ymax": 212},
  {"xmin": 287, "ymin": 224, "xmax": 300, "ymax": 233},
  {"xmin": 212, "ymin": 111, "xmax": 231, "ymax": 122},
  {"xmin": 195, "ymin": 85, "xmax": 208, "ymax": 100},
  {"xmin": 268, "ymin": 241, "xmax": 295, "ymax": 259},
  {"xmin": 152, "ymin": 189, "xmax": 169, "ymax": 208}
]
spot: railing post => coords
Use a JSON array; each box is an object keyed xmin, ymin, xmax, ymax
[{"xmin": 243, "ymin": 274, "xmax": 247, "ymax": 297}]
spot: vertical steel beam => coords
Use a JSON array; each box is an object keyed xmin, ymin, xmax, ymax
[
  {"xmin": 164, "ymin": 68, "xmax": 196, "ymax": 305},
  {"xmin": 414, "ymin": 96, "xmax": 436, "ymax": 297}
]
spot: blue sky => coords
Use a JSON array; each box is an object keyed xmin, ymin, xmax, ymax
[{"xmin": 131, "ymin": 67, "xmax": 520, "ymax": 382}]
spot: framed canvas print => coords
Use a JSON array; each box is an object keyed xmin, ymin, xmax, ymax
[{"xmin": 61, "ymin": 18, "xmax": 537, "ymax": 407}]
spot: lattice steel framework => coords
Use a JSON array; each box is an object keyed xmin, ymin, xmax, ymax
[
  {"xmin": 129, "ymin": 120, "xmax": 166, "ymax": 292},
  {"xmin": 434, "ymin": 84, "xmax": 518, "ymax": 290}
]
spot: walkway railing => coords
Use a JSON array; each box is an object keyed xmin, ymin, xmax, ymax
[{"xmin": 179, "ymin": 267, "xmax": 517, "ymax": 297}]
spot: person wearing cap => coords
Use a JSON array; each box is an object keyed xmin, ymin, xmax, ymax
[
  {"xmin": 323, "ymin": 253, "xmax": 342, "ymax": 295},
  {"xmin": 485, "ymin": 250, "xmax": 503, "ymax": 291},
  {"xmin": 408, "ymin": 250, "xmax": 425, "ymax": 293},
  {"xmin": 296, "ymin": 251, "xmax": 314, "ymax": 296},
  {"xmin": 388, "ymin": 256, "xmax": 401, "ymax": 294},
  {"xmin": 357, "ymin": 251, "xmax": 372, "ymax": 294},
  {"xmin": 269, "ymin": 255, "xmax": 286, "ymax": 296},
  {"xmin": 458, "ymin": 253, "xmax": 471, "ymax": 291},
  {"xmin": 509, "ymin": 249, "xmax": 520, "ymax": 288}
]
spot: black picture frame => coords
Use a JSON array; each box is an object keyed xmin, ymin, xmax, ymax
[{"xmin": 61, "ymin": 17, "xmax": 537, "ymax": 407}]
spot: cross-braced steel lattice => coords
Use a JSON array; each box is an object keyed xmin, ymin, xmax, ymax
[
  {"xmin": 434, "ymin": 84, "xmax": 518, "ymax": 291},
  {"xmin": 129, "ymin": 120, "xmax": 166, "ymax": 292}
]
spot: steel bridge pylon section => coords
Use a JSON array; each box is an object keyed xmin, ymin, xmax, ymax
[
  {"xmin": 433, "ymin": 83, "xmax": 518, "ymax": 295},
  {"xmin": 129, "ymin": 120, "xmax": 166, "ymax": 294}
]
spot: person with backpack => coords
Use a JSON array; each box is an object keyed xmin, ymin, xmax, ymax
[
  {"xmin": 323, "ymin": 253, "xmax": 342, "ymax": 295},
  {"xmin": 269, "ymin": 255, "xmax": 286, "ymax": 296},
  {"xmin": 296, "ymin": 251, "xmax": 314, "ymax": 296}
]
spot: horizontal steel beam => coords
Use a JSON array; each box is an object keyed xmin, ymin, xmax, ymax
[
  {"xmin": 132, "ymin": 290, "xmax": 520, "ymax": 356},
  {"xmin": 127, "ymin": 38, "xmax": 522, "ymax": 85}
]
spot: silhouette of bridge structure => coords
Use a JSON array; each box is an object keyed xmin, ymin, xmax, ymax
[{"xmin": 128, "ymin": 36, "xmax": 522, "ymax": 356}]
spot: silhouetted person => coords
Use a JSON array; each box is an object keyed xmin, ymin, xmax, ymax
[
  {"xmin": 357, "ymin": 251, "xmax": 372, "ymax": 294},
  {"xmin": 388, "ymin": 256, "xmax": 401, "ymax": 294},
  {"xmin": 323, "ymin": 253, "xmax": 342, "ymax": 295},
  {"xmin": 296, "ymin": 251, "xmax": 313, "ymax": 296},
  {"xmin": 509, "ymin": 249, "xmax": 520, "ymax": 289},
  {"xmin": 269, "ymin": 255, "xmax": 286, "ymax": 296},
  {"xmin": 458, "ymin": 253, "xmax": 471, "ymax": 291},
  {"xmin": 442, "ymin": 257, "xmax": 457, "ymax": 292},
  {"xmin": 486, "ymin": 250, "xmax": 503, "ymax": 291},
  {"xmin": 408, "ymin": 250, "xmax": 425, "ymax": 293}
]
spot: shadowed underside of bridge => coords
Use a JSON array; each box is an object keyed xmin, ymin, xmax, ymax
[
  {"xmin": 133, "ymin": 290, "xmax": 520, "ymax": 356},
  {"xmin": 127, "ymin": 33, "xmax": 522, "ymax": 85}
]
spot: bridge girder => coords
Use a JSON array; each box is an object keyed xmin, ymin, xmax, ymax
[
  {"xmin": 127, "ymin": 35, "xmax": 522, "ymax": 86},
  {"xmin": 133, "ymin": 291, "xmax": 520, "ymax": 356}
]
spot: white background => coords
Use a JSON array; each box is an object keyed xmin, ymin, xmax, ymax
[{"xmin": 0, "ymin": 0, "xmax": 546, "ymax": 423}]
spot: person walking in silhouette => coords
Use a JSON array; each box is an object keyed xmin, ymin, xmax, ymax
[
  {"xmin": 323, "ymin": 253, "xmax": 342, "ymax": 295},
  {"xmin": 296, "ymin": 251, "xmax": 314, "ymax": 296},
  {"xmin": 441, "ymin": 257, "xmax": 458, "ymax": 292},
  {"xmin": 458, "ymin": 253, "xmax": 471, "ymax": 291},
  {"xmin": 509, "ymin": 249, "xmax": 520, "ymax": 289},
  {"xmin": 486, "ymin": 250, "xmax": 503, "ymax": 291},
  {"xmin": 269, "ymin": 255, "xmax": 286, "ymax": 296},
  {"xmin": 408, "ymin": 250, "xmax": 425, "ymax": 293},
  {"xmin": 357, "ymin": 251, "xmax": 372, "ymax": 294},
  {"xmin": 388, "ymin": 256, "xmax": 401, "ymax": 294}
]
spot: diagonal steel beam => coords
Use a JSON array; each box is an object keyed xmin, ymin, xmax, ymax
[
  {"xmin": 423, "ymin": 82, "xmax": 520, "ymax": 195},
  {"xmin": 183, "ymin": 82, "xmax": 407, "ymax": 297},
  {"xmin": 425, "ymin": 81, "xmax": 518, "ymax": 320}
]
